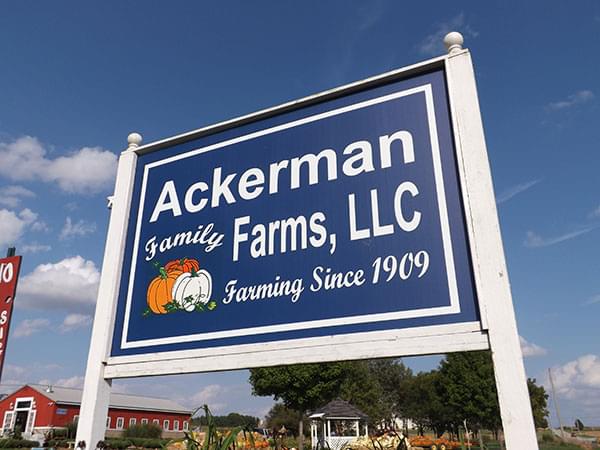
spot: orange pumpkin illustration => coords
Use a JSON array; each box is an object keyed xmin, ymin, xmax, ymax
[
  {"xmin": 146, "ymin": 267, "xmax": 183, "ymax": 314},
  {"xmin": 164, "ymin": 257, "xmax": 200, "ymax": 274}
]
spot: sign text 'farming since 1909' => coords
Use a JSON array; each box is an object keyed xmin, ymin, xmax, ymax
[{"xmin": 110, "ymin": 70, "xmax": 480, "ymax": 357}]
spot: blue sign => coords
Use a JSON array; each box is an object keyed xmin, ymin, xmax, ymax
[
  {"xmin": 56, "ymin": 408, "xmax": 68, "ymax": 415},
  {"xmin": 110, "ymin": 69, "xmax": 479, "ymax": 357}
]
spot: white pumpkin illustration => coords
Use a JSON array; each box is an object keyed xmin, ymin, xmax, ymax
[{"xmin": 171, "ymin": 269, "xmax": 212, "ymax": 312}]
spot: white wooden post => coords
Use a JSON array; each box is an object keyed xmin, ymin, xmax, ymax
[
  {"xmin": 443, "ymin": 32, "xmax": 538, "ymax": 450},
  {"xmin": 75, "ymin": 134, "xmax": 140, "ymax": 449}
]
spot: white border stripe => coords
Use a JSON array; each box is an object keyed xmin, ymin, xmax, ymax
[
  {"xmin": 120, "ymin": 83, "xmax": 460, "ymax": 350},
  {"xmin": 425, "ymin": 88, "xmax": 460, "ymax": 317}
]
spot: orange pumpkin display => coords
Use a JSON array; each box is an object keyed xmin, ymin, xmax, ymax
[
  {"xmin": 146, "ymin": 267, "xmax": 183, "ymax": 314},
  {"xmin": 165, "ymin": 257, "xmax": 200, "ymax": 274}
]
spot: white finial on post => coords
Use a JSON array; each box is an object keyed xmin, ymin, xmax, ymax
[
  {"xmin": 444, "ymin": 31, "xmax": 464, "ymax": 55},
  {"xmin": 127, "ymin": 132, "xmax": 143, "ymax": 149}
]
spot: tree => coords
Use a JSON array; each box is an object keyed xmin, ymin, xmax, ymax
[
  {"xmin": 250, "ymin": 362, "xmax": 351, "ymax": 450},
  {"xmin": 338, "ymin": 361, "xmax": 386, "ymax": 425},
  {"xmin": 362, "ymin": 359, "xmax": 413, "ymax": 427},
  {"xmin": 194, "ymin": 412, "xmax": 260, "ymax": 428},
  {"xmin": 437, "ymin": 351, "xmax": 501, "ymax": 438},
  {"xmin": 265, "ymin": 403, "xmax": 306, "ymax": 435},
  {"xmin": 527, "ymin": 378, "xmax": 549, "ymax": 429},
  {"xmin": 250, "ymin": 359, "xmax": 412, "ymax": 436},
  {"xmin": 403, "ymin": 371, "xmax": 450, "ymax": 437},
  {"xmin": 249, "ymin": 359, "xmax": 413, "ymax": 447}
]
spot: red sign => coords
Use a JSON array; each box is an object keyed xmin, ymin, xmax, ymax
[{"xmin": 0, "ymin": 255, "xmax": 22, "ymax": 380}]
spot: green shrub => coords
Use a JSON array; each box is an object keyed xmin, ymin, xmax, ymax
[
  {"xmin": 104, "ymin": 436, "xmax": 170, "ymax": 449},
  {"xmin": 104, "ymin": 438, "xmax": 131, "ymax": 449},
  {"xmin": 0, "ymin": 438, "xmax": 40, "ymax": 448},
  {"xmin": 50, "ymin": 428, "xmax": 68, "ymax": 438},
  {"xmin": 66, "ymin": 420, "xmax": 78, "ymax": 439},
  {"xmin": 146, "ymin": 438, "xmax": 167, "ymax": 447},
  {"xmin": 128, "ymin": 437, "xmax": 169, "ymax": 448},
  {"xmin": 540, "ymin": 430, "xmax": 555, "ymax": 442},
  {"xmin": 9, "ymin": 426, "xmax": 23, "ymax": 440},
  {"xmin": 122, "ymin": 423, "xmax": 163, "ymax": 439}
]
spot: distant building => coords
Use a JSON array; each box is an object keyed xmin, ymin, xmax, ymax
[{"xmin": 0, "ymin": 384, "xmax": 192, "ymax": 442}]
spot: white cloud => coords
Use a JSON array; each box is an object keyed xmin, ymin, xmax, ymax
[
  {"xmin": 3, "ymin": 364, "xmax": 27, "ymax": 378},
  {"xmin": 50, "ymin": 147, "xmax": 118, "ymax": 193},
  {"xmin": 418, "ymin": 13, "xmax": 478, "ymax": 56},
  {"xmin": 13, "ymin": 318, "xmax": 51, "ymax": 338},
  {"xmin": 0, "ymin": 363, "xmax": 65, "ymax": 387},
  {"xmin": 21, "ymin": 243, "xmax": 52, "ymax": 253},
  {"xmin": 549, "ymin": 355, "xmax": 600, "ymax": 398},
  {"xmin": 0, "ymin": 207, "xmax": 44, "ymax": 247},
  {"xmin": 56, "ymin": 376, "xmax": 85, "ymax": 388},
  {"xmin": 0, "ymin": 136, "xmax": 117, "ymax": 194},
  {"xmin": 519, "ymin": 336, "xmax": 547, "ymax": 357},
  {"xmin": 357, "ymin": 1, "xmax": 385, "ymax": 32},
  {"xmin": 583, "ymin": 294, "xmax": 600, "ymax": 306},
  {"xmin": 5, "ymin": 363, "xmax": 62, "ymax": 378},
  {"xmin": 547, "ymin": 90, "xmax": 595, "ymax": 111},
  {"xmin": 496, "ymin": 179, "xmax": 541, "ymax": 204},
  {"xmin": 31, "ymin": 221, "xmax": 49, "ymax": 232},
  {"xmin": 59, "ymin": 217, "xmax": 97, "ymax": 240},
  {"xmin": 113, "ymin": 377, "xmax": 274, "ymax": 419},
  {"xmin": 38, "ymin": 376, "xmax": 85, "ymax": 389},
  {"xmin": 189, "ymin": 384, "xmax": 227, "ymax": 413},
  {"xmin": 19, "ymin": 208, "xmax": 38, "ymax": 224},
  {"xmin": 17, "ymin": 256, "xmax": 100, "ymax": 312},
  {"xmin": 0, "ymin": 209, "xmax": 27, "ymax": 248},
  {"xmin": 59, "ymin": 313, "xmax": 92, "ymax": 332},
  {"xmin": 0, "ymin": 185, "xmax": 35, "ymax": 208},
  {"xmin": 545, "ymin": 355, "xmax": 600, "ymax": 425},
  {"xmin": 524, "ymin": 227, "xmax": 595, "ymax": 248},
  {"xmin": 589, "ymin": 205, "xmax": 600, "ymax": 219}
]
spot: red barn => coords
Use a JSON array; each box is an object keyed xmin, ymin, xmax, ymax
[{"xmin": 0, "ymin": 384, "xmax": 192, "ymax": 441}]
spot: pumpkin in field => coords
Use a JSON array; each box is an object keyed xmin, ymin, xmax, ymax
[
  {"xmin": 164, "ymin": 257, "xmax": 200, "ymax": 274},
  {"xmin": 147, "ymin": 267, "xmax": 183, "ymax": 314},
  {"xmin": 172, "ymin": 269, "xmax": 212, "ymax": 311}
]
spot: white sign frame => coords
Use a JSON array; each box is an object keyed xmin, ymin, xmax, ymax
[{"xmin": 76, "ymin": 43, "xmax": 538, "ymax": 450}]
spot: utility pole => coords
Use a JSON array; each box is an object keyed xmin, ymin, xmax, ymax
[{"xmin": 548, "ymin": 368, "xmax": 565, "ymax": 438}]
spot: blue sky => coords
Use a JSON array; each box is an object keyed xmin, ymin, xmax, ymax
[{"xmin": 0, "ymin": 1, "xmax": 599, "ymax": 427}]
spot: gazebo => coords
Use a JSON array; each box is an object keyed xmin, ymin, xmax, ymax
[{"xmin": 309, "ymin": 399, "xmax": 368, "ymax": 450}]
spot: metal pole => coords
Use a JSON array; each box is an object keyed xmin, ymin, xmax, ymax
[{"xmin": 548, "ymin": 368, "xmax": 565, "ymax": 438}]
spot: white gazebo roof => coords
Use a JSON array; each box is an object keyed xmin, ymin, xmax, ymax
[{"xmin": 309, "ymin": 399, "xmax": 368, "ymax": 420}]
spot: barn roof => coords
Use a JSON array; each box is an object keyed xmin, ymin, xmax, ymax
[
  {"xmin": 22, "ymin": 384, "xmax": 191, "ymax": 415},
  {"xmin": 309, "ymin": 399, "xmax": 368, "ymax": 419}
]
